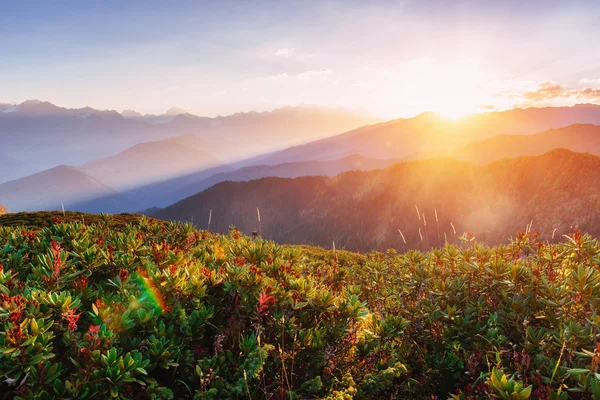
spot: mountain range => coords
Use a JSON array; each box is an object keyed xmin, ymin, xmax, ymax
[
  {"xmin": 254, "ymin": 104, "xmax": 600, "ymax": 165},
  {"xmin": 0, "ymin": 100, "xmax": 378, "ymax": 176},
  {"xmin": 155, "ymin": 149, "xmax": 600, "ymax": 252},
  {"xmin": 3, "ymin": 101, "xmax": 600, "ymax": 243}
]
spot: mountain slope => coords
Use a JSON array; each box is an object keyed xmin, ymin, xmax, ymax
[
  {"xmin": 80, "ymin": 134, "xmax": 225, "ymax": 190},
  {"xmin": 155, "ymin": 149, "xmax": 600, "ymax": 251},
  {"xmin": 0, "ymin": 165, "xmax": 139, "ymax": 213},
  {"xmin": 139, "ymin": 154, "xmax": 400, "ymax": 207},
  {"xmin": 409, "ymin": 123, "xmax": 600, "ymax": 164},
  {"xmin": 256, "ymin": 104, "xmax": 600, "ymax": 165},
  {"xmin": 0, "ymin": 151, "xmax": 41, "ymax": 183}
]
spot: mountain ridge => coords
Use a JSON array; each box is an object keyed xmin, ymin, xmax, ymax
[
  {"xmin": 154, "ymin": 149, "xmax": 600, "ymax": 251},
  {"xmin": 254, "ymin": 104, "xmax": 600, "ymax": 165},
  {"xmin": 0, "ymin": 165, "xmax": 139, "ymax": 213}
]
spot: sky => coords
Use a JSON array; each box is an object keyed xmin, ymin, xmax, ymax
[{"xmin": 1, "ymin": 0, "xmax": 600, "ymax": 119}]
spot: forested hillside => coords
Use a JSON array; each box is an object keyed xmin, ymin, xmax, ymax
[{"xmin": 156, "ymin": 149, "xmax": 600, "ymax": 251}]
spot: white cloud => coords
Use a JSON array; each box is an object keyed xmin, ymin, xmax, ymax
[
  {"xmin": 580, "ymin": 77, "xmax": 600, "ymax": 86},
  {"xmin": 264, "ymin": 73, "xmax": 289, "ymax": 81},
  {"xmin": 297, "ymin": 68, "xmax": 332, "ymax": 80},
  {"xmin": 274, "ymin": 48, "xmax": 291, "ymax": 57},
  {"xmin": 272, "ymin": 47, "xmax": 315, "ymax": 61},
  {"xmin": 260, "ymin": 69, "xmax": 332, "ymax": 82}
]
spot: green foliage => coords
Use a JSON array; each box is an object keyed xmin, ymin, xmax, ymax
[
  {"xmin": 489, "ymin": 368, "xmax": 532, "ymax": 399},
  {"xmin": 1, "ymin": 217, "xmax": 600, "ymax": 398}
]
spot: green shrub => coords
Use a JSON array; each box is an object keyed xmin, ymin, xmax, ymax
[{"xmin": 1, "ymin": 216, "xmax": 600, "ymax": 399}]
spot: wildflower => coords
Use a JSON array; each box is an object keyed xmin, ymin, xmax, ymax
[
  {"xmin": 7, "ymin": 324, "xmax": 23, "ymax": 345},
  {"xmin": 65, "ymin": 308, "xmax": 81, "ymax": 332},
  {"xmin": 73, "ymin": 276, "xmax": 88, "ymax": 290},
  {"xmin": 119, "ymin": 268, "xmax": 129, "ymax": 281},
  {"xmin": 54, "ymin": 258, "xmax": 63, "ymax": 275},
  {"xmin": 257, "ymin": 291, "xmax": 276, "ymax": 318},
  {"xmin": 168, "ymin": 264, "xmax": 177, "ymax": 274},
  {"xmin": 8, "ymin": 310, "xmax": 22, "ymax": 323},
  {"xmin": 50, "ymin": 239, "xmax": 61, "ymax": 258}
]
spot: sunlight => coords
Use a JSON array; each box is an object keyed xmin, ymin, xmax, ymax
[
  {"xmin": 376, "ymin": 58, "xmax": 489, "ymax": 118},
  {"xmin": 436, "ymin": 103, "xmax": 475, "ymax": 119}
]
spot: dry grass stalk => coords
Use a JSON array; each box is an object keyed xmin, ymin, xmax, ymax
[{"xmin": 398, "ymin": 229, "xmax": 406, "ymax": 244}]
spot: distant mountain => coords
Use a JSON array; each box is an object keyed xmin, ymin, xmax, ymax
[
  {"xmin": 120, "ymin": 106, "xmax": 189, "ymax": 123},
  {"xmin": 80, "ymin": 134, "xmax": 225, "ymax": 190},
  {"xmin": 408, "ymin": 123, "xmax": 600, "ymax": 164},
  {"xmin": 134, "ymin": 154, "xmax": 400, "ymax": 208},
  {"xmin": 121, "ymin": 109, "xmax": 143, "ymax": 118},
  {"xmin": 164, "ymin": 106, "xmax": 188, "ymax": 116},
  {"xmin": 2, "ymin": 99, "xmax": 121, "ymax": 118},
  {"xmin": 155, "ymin": 149, "xmax": 600, "ymax": 252},
  {"xmin": 0, "ymin": 100, "xmax": 139, "ymax": 167},
  {"xmin": 256, "ymin": 104, "xmax": 600, "ymax": 165},
  {"xmin": 0, "ymin": 100, "xmax": 378, "ymax": 169},
  {"xmin": 0, "ymin": 151, "xmax": 42, "ymax": 184},
  {"xmin": 0, "ymin": 165, "xmax": 139, "ymax": 213}
]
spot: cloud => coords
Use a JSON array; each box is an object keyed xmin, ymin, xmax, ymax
[
  {"xmin": 260, "ymin": 69, "xmax": 331, "ymax": 82},
  {"xmin": 523, "ymin": 81, "xmax": 568, "ymax": 101},
  {"xmin": 272, "ymin": 47, "xmax": 314, "ymax": 61},
  {"xmin": 578, "ymin": 87, "xmax": 600, "ymax": 98},
  {"xmin": 580, "ymin": 77, "xmax": 600, "ymax": 86},
  {"xmin": 297, "ymin": 68, "xmax": 332, "ymax": 80},
  {"xmin": 274, "ymin": 48, "xmax": 291, "ymax": 57},
  {"xmin": 263, "ymin": 73, "xmax": 290, "ymax": 81},
  {"xmin": 523, "ymin": 80, "xmax": 600, "ymax": 101}
]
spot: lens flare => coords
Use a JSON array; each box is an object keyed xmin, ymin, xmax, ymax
[{"xmin": 137, "ymin": 270, "xmax": 168, "ymax": 313}]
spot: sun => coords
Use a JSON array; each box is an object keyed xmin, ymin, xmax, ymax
[
  {"xmin": 436, "ymin": 103, "xmax": 476, "ymax": 119},
  {"xmin": 379, "ymin": 58, "xmax": 488, "ymax": 119}
]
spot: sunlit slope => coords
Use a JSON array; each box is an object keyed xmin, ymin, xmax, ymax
[
  {"xmin": 257, "ymin": 104, "xmax": 600, "ymax": 164},
  {"xmin": 156, "ymin": 149, "xmax": 600, "ymax": 251},
  {"xmin": 408, "ymin": 123, "xmax": 600, "ymax": 163}
]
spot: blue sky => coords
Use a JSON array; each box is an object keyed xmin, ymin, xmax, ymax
[{"xmin": 2, "ymin": 0, "xmax": 600, "ymax": 118}]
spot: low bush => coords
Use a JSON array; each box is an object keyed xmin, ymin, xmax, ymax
[{"xmin": 0, "ymin": 216, "xmax": 599, "ymax": 399}]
